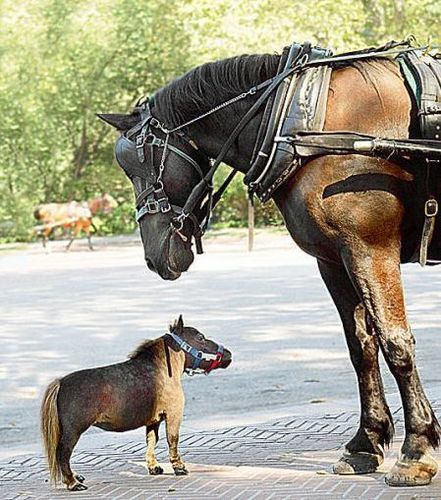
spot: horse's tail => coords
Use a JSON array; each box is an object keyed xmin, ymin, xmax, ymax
[{"xmin": 41, "ymin": 379, "xmax": 62, "ymax": 484}]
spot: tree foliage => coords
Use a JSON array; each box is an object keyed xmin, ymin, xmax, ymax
[{"xmin": 0, "ymin": 0, "xmax": 439, "ymax": 240}]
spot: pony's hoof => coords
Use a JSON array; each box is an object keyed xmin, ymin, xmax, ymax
[
  {"xmin": 75, "ymin": 474, "xmax": 85, "ymax": 483},
  {"xmin": 148, "ymin": 465, "xmax": 164, "ymax": 475},
  {"xmin": 68, "ymin": 482, "xmax": 88, "ymax": 491},
  {"xmin": 385, "ymin": 455, "xmax": 438, "ymax": 487},
  {"xmin": 333, "ymin": 451, "xmax": 383, "ymax": 475},
  {"xmin": 174, "ymin": 466, "xmax": 189, "ymax": 476}
]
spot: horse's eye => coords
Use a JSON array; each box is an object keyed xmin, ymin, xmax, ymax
[{"xmin": 198, "ymin": 334, "xmax": 204, "ymax": 341}]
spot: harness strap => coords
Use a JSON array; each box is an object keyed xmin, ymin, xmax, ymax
[{"xmin": 180, "ymin": 63, "xmax": 303, "ymax": 218}]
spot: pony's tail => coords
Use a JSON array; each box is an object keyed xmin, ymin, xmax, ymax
[{"xmin": 41, "ymin": 379, "xmax": 62, "ymax": 484}]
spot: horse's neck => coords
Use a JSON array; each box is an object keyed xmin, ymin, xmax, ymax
[{"xmin": 190, "ymin": 100, "xmax": 263, "ymax": 174}]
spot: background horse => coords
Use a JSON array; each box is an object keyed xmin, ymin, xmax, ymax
[
  {"xmin": 101, "ymin": 52, "xmax": 440, "ymax": 486},
  {"xmin": 34, "ymin": 193, "xmax": 117, "ymax": 250}
]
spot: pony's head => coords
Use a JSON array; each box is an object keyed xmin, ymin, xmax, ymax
[
  {"xmin": 169, "ymin": 315, "xmax": 232, "ymax": 373},
  {"xmin": 98, "ymin": 107, "xmax": 210, "ymax": 280}
]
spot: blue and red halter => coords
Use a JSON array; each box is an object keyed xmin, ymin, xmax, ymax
[{"xmin": 168, "ymin": 331, "xmax": 224, "ymax": 375}]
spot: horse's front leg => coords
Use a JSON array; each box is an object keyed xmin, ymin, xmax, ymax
[
  {"xmin": 344, "ymin": 244, "xmax": 440, "ymax": 486},
  {"xmin": 318, "ymin": 259, "xmax": 393, "ymax": 474}
]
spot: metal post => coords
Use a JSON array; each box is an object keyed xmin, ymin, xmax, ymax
[{"xmin": 248, "ymin": 198, "xmax": 254, "ymax": 252}]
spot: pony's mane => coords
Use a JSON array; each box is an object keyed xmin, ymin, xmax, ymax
[
  {"xmin": 154, "ymin": 54, "xmax": 280, "ymax": 129},
  {"xmin": 128, "ymin": 338, "xmax": 160, "ymax": 359},
  {"xmin": 128, "ymin": 322, "xmax": 176, "ymax": 359}
]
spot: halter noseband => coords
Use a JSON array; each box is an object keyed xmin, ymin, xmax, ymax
[{"xmin": 168, "ymin": 331, "xmax": 224, "ymax": 375}]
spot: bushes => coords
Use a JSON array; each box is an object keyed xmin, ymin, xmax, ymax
[
  {"xmin": 211, "ymin": 167, "xmax": 283, "ymax": 228},
  {"xmin": 92, "ymin": 201, "xmax": 137, "ymax": 236}
]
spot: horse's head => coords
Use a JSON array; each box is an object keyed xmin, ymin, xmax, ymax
[
  {"xmin": 99, "ymin": 107, "xmax": 210, "ymax": 280},
  {"xmin": 88, "ymin": 193, "xmax": 118, "ymax": 215},
  {"xmin": 169, "ymin": 315, "xmax": 232, "ymax": 373}
]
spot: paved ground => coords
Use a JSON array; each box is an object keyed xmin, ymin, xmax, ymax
[
  {"xmin": 3, "ymin": 396, "xmax": 441, "ymax": 499},
  {"xmin": 1, "ymin": 229, "xmax": 441, "ymax": 498}
]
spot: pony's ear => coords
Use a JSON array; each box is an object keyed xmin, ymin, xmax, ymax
[
  {"xmin": 96, "ymin": 113, "xmax": 139, "ymax": 131},
  {"xmin": 177, "ymin": 314, "xmax": 184, "ymax": 332}
]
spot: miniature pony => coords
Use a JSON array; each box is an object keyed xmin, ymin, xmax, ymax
[{"xmin": 41, "ymin": 316, "xmax": 231, "ymax": 490}]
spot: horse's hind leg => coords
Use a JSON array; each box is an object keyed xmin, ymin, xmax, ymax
[
  {"xmin": 56, "ymin": 429, "xmax": 87, "ymax": 490},
  {"xmin": 344, "ymin": 245, "xmax": 440, "ymax": 486},
  {"xmin": 146, "ymin": 422, "xmax": 163, "ymax": 475},
  {"xmin": 65, "ymin": 234, "xmax": 75, "ymax": 251},
  {"xmin": 85, "ymin": 222, "xmax": 94, "ymax": 251},
  {"xmin": 318, "ymin": 259, "xmax": 393, "ymax": 474}
]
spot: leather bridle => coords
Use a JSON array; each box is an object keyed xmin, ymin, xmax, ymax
[{"xmin": 122, "ymin": 100, "xmax": 211, "ymax": 253}]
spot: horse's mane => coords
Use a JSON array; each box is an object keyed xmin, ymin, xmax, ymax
[
  {"xmin": 153, "ymin": 52, "xmax": 401, "ymax": 130},
  {"xmin": 154, "ymin": 54, "xmax": 280, "ymax": 129}
]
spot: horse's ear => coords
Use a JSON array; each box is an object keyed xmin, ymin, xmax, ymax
[{"xmin": 96, "ymin": 113, "xmax": 139, "ymax": 131}]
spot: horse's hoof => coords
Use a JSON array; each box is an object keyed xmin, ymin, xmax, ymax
[
  {"xmin": 68, "ymin": 482, "xmax": 88, "ymax": 491},
  {"xmin": 333, "ymin": 451, "xmax": 383, "ymax": 475},
  {"xmin": 385, "ymin": 455, "xmax": 438, "ymax": 487},
  {"xmin": 174, "ymin": 466, "xmax": 189, "ymax": 476},
  {"xmin": 75, "ymin": 474, "xmax": 85, "ymax": 483},
  {"xmin": 148, "ymin": 465, "xmax": 164, "ymax": 475}
]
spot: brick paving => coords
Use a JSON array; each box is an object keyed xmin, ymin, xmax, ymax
[{"xmin": 3, "ymin": 401, "xmax": 441, "ymax": 499}]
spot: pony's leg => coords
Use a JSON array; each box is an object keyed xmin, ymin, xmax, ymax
[
  {"xmin": 344, "ymin": 247, "xmax": 440, "ymax": 486},
  {"xmin": 318, "ymin": 259, "xmax": 393, "ymax": 474},
  {"xmin": 165, "ymin": 413, "xmax": 187, "ymax": 475},
  {"xmin": 146, "ymin": 422, "xmax": 163, "ymax": 475},
  {"xmin": 56, "ymin": 430, "xmax": 87, "ymax": 490}
]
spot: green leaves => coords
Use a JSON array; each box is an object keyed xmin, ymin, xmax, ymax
[{"xmin": 0, "ymin": 0, "xmax": 439, "ymax": 240}]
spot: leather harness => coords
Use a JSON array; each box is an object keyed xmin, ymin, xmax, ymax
[{"xmin": 114, "ymin": 39, "xmax": 441, "ymax": 264}]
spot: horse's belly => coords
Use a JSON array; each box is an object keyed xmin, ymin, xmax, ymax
[{"xmin": 275, "ymin": 154, "xmax": 413, "ymax": 262}]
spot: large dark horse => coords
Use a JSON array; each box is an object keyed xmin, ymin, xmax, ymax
[{"xmin": 100, "ymin": 49, "xmax": 441, "ymax": 486}]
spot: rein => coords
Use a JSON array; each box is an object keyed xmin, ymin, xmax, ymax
[{"xmin": 167, "ymin": 331, "xmax": 224, "ymax": 375}]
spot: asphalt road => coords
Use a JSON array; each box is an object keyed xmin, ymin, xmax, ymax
[{"xmin": 1, "ymin": 230, "xmax": 441, "ymax": 458}]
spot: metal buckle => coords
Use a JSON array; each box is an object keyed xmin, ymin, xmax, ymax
[
  {"xmin": 136, "ymin": 131, "xmax": 146, "ymax": 163},
  {"xmin": 425, "ymin": 199, "xmax": 438, "ymax": 217},
  {"xmin": 150, "ymin": 118, "xmax": 161, "ymax": 129},
  {"xmin": 144, "ymin": 133, "xmax": 156, "ymax": 145},
  {"xmin": 146, "ymin": 198, "xmax": 160, "ymax": 214},
  {"xmin": 182, "ymin": 343, "xmax": 192, "ymax": 353},
  {"xmin": 157, "ymin": 197, "xmax": 171, "ymax": 213}
]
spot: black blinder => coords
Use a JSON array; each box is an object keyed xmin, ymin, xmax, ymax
[{"xmin": 115, "ymin": 135, "xmax": 151, "ymax": 181}]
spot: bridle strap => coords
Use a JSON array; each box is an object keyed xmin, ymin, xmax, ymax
[{"xmin": 180, "ymin": 63, "xmax": 301, "ymax": 218}]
